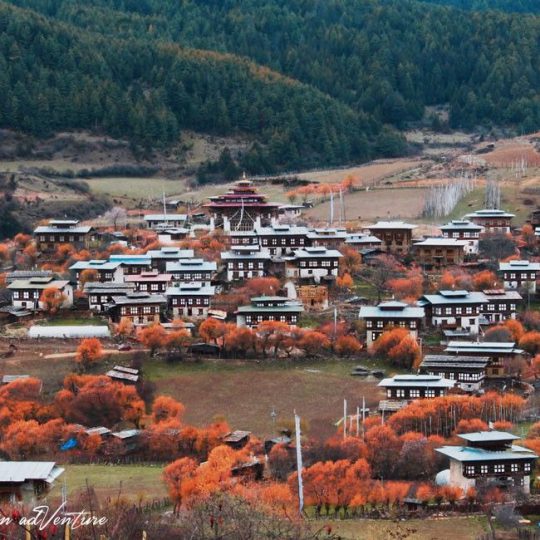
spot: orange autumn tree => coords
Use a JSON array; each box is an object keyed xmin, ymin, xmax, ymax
[
  {"xmin": 79, "ymin": 268, "xmax": 99, "ymax": 288},
  {"xmin": 163, "ymin": 457, "xmax": 198, "ymax": 513},
  {"xmin": 198, "ymin": 318, "xmax": 227, "ymax": 346},
  {"xmin": 334, "ymin": 335, "xmax": 363, "ymax": 357},
  {"xmin": 299, "ymin": 330, "xmax": 331, "ymax": 357},
  {"xmin": 519, "ymin": 331, "xmax": 540, "ymax": 355},
  {"xmin": 472, "ymin": 270, "xmax": 499, "ymax": 291},
  {"xmin": 40, "ymin": 287, "xmax": 66, "ymax": 314},
  {"xmin": 116, "ymin": 318, "xmax": 134, "ymax": 338},
  {"xmin": 336, "ymin": 273, "xmax": 354, "ymax": 289},
  {"xmin": 371, "ymin": 328, "xmax": 420, "ymax": 368},
  {"xmin": 138, "ymin": 323, "xmax": 167, "ymax": 355},
  {"xmin": 152, "ymin": 396, "xmax": 185, "ymax": 424},
  {"xmin": 75, "ymin": 338, "xmax": 103, "ymax": 371}
]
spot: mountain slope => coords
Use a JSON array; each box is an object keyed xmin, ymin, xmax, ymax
[
  {"xmin": 0, "ymin": 2, "xmax": 393, "ymax": 173},
  {"xmin": 418, "ymin": 0, "xmax": 540, "ymax": 13},
  {"xmin": 6, "ymin": 0, "xmax": 540, "ymax": 134}
]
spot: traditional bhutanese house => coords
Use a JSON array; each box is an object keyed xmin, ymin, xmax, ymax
[
  {"xmin": 499, "ymin": 260, "xmax": 540, "ymax": 293},
  {"xmin": 144, "ymin": 213, "xmax": 188, "ymax": 230},
  {"xmin": 481, "ymin": 289, "xmax": 522, "ymax": 324},
  {"xmin": 255, "ymin": 224, "xmax": 310, "ymax": 256},
  {"xmin": 236, "ymin": 296, "xmax": 304, "ymax": 328},
  {"xmin": 378, "ymin": 374, "xmax": 455, "ymax": 400},
  {"xmin": 444, "ymin": 340, "xmax": 525, "ymax": 378},
  {"xmin": 344, "ymin": 233, "xmax": 383, "ymax": 252},
  {"xmin": 297, "ymin": 285, "xmax": 329, "ymax": 311},
  {"xmin": 157, "ymin": 228, "xmax": 190, "ymax": 245},
  {"xmin": 124, "ymin": 271, "xmax": 172, "ymax": 294},
  {"xmin": 366, "ymin": 221, "xmax": 417, "ymax": 254},
  {"xmin": 5, "ymin": 270, "xmax": 54, "ymax": 285},
  {"xmin": 108, "ymin": 254, "xmax": 152, "ymax": 276},
  {"xmin": 413, "ymin": 237, "xmax": 468, "ymax": 270},
  {"xmin": 145, "ymin": 247, "xmax": 195, "ymax": 272},
  {"xmin": 204, "ymin": 179, "xmax": 280, "ymax": 231},
  {"xmin": 8, "ymin": 276, "xmax": 73, "ymax": 310},
  {"xmin": 106, "ymin": 365, "xmax": 140, "ymax": 384},
  {"xmin": 166, "ymin": 259, "xmax": 217, "ymax": 286},
  {"xmin": 70, "ymin": 259, "xmax": 124, "ymax": 287},
  {"xmin": 0, "ymin": 462, "xmax": 64, "ymax": 501},
  {"xmin": 419, "ymin": 354, "xmax": 489, "ymax": 393},
  {"xmin": 231, "ymin": 457, "xmax": 264, "ymax": 481},
  {"xmin": 358, "ymin": 301, "xmax": 424, "ymax": 345},
  {"xmin": 221, "ymin": 245, "xmax": 272, "ymax": 281},
  {"xmin": 436, "ymin": 431, "xmax": 537, "ymax": 494},
  {"xmin": 278, "ymin": 204, "xmax": 304, "ymax": 219},
  {"xmin": 223, "ymin": 430, "xmax": 251, "ymax": 450},
  {"xmin": 166, "ymin": 282, "xmax": 215, "ymax": 318},
  {"xmin": 106, "ymin": 292, "xmax": 166, "ymax": 325},
  {"xmin": 440, "ymin": 220, "xmax": 484, "ymax": 254},
  {"xmin": 111, "ymin": 429, "xmax": 141, "ymax": 454},
  {"xmin": 34, "ymin": 219, "xmax": 96, "ymax": 252},
  {"xmin": 466, "ymin": 209, "xmax": 515, "ymax": 234},
  {"xmin": 84, "ymin": 282, "xmax": 135, "ymax": 313},
  {"xmin": 306, "ymin": 227, "xmax": 348, "ymax": 249},
  {"xmin": 285, "ymin": 246, "xmax": 342, "ymax": 282},
  {"xmin": 229, "ymin": 230, "xmax": 259, "ymax": 248},
  {"xmin": 418, "ymin": 290, "xmax": 487, "ymax": 335}
]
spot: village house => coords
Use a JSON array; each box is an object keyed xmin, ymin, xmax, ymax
[
  {"xmin": 34, "ymin": 219, "xmax": 96, "ymax": 252},
  {"xmin": 466, "ymin": 208, "xmax": 515, "ymax": 234},
  {"xmin": 144, "ymin": 213, "xmax": 188, "ymax": 230},
  {"xmin": 366, "ymin": 221, "xmax": 417, "ymax": 254},
  {"xmin": 106, "ymin": 292, "xmax": 167, "ymax": 324},
  {"xmin": 108, "ymin": 254, "xmax": 153, "ymax": 276},
  {"xmin": 278, "ymin": 204, "xmax": 304, "ymax": 219},
  {"xmin": 204, "ymin": 179, "xmax": 280, "ymax": 231},
  {"xmin": 444, "ymin": 340, "xmax": 525, "ymax": 378},
  {"xmin": 419, "ymin": 354, "xmax": 489, "ymax": 393},
  {"xmin": 358, "ymin": 301, "xmax": 425, "ymax": 345},
  {"xmin": 306, "ymin": 227, "xmax": 348, "ymax": 249},
  {"xmin": 229, "ymin": 230, "xmax": 259, "ymax": 248},
  {"xmin": 166, "ymin": 259, "xmax": 217, "ymax": 286},
  {"xmin": 106, "ymin": 365, "xmax": 140, "ymax": 384},
  {"xmin": 499, "ymin": 260, "xmax": 540, "ymax": 293},
  {"xmin": 378, "ymin": 374, "xmax": 456, "ymax": 400},
  {"xmin": 166, "ymin": 282, "xmax": 216, "ymax": 318},
  {"xmin": 440, "ymin": 220, "xmax": 484, "ymax": 254},
  {"xmin": 436, "ymin": 431, "xmax": 537, "ymax": 494},
  {"xmin": 297, "ymin": 285, "xmax": 329, "ymax": 311},
  {"xmin": 285, "ymin": 246, "xmax": 342, "ymax": 282},
  {"xmin": 157, "ymin": 228, "xmax": 191, "ymax": 245},
  {"xmin": 124, "ymin": 271, "xmax": 172, "ymax": 294},
  {"xmin": 8, "ymin": 276, "xmax": 73, "ymax": 310},
  {"xmin": 221, "ymin": 245, "xmax": 272, "ymax": 281},
  {"xmin": 5, "ymin": 270, "xmax": 54, "ymax": 285},
  {"xmin": 70, "ymin": 259, "xmax": 124, "ymax": 286},
  {"xmin": 418, "ymin": 290, "xmax": 487, "ymax": 335},
  {"xmin": 84, "ymin": 282, "xmax": 135, "ymax": 313},
  {"xmin": 480, "ymin": 289, "xmax": 522, "ymax": 324},
  {"xmin": 255, "ymin": 224, "xmax": 310, "ymax": 256},
  {"xmin": 344, "ymin": 233, "xmax": 383, "ymax": 252},
  {"xmin": 0, "ymin": 462, "xmax": 64, "ymax": 501},
  {"xmin": 236, "ymin": 296, "xmax": 304, "ymax": 328},
  {"xmin": 413, "ymin": 237, "xmax": 468, "ymax": 269},
  {"xmin": 145, "ymin": 247, "xmax": 195, "ymax": 272}
]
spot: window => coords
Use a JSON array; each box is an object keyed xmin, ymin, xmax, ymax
[
  {"xmin": 425, "ymin": 389, "xmax": 435, "ymax": 398},
  {"xmin": 480, "ymin": 465, "xmax": 488, "ymax": 474},
  {"xmin": 366, "ymin": 321, "xmax": 372, "ymax": 328},
  {"xmin": 12, "ymin": 291, "xmax": 19, "ymax": 299},
  {"xmin": 511, "ymin": 463, "xmax": 519, "ymax": 473},
  {"xmin": 445, "ymin": 307, "xmax": 452, "ymax": 315},
  {"xmin": 465, "ymin": 466, "xmax": 475, "ymax": 476},
  {"xmin": 524, "ymin": 463, "xmax": 531, "ymax": 473},
  {"xmin": 409, "ymin": 389, "xmax": 420, "ymax": 398},
  {"xmin": 410, "ymin": 321, "xmax": 417, "ymax": 329},
  {"xmin": 143, "ymin": 306, "xmax": 152, "ymax": 314},
  {"xmin": 465, "ymin": 307, "xmax": 472, "ymax": 314},
  {"xmin": 23, "ymin": 291, "xmax": 29, "ymax": 299},
  {"xmin": 396, "ymin": 389, "xmax": 405, "ymax": 398},
  {"xmin": 377, "ymin": 321, "xmax": 384, "ymax": 328},
  {"xmin": 510, "ymin": 304, "xmax": 516, "ymax": 311},
  {"xmin": 455, "ymin": 307, "xmax": 462, "ymax": 315},
  {"xmin": 487, "ymin": 304, "xmax": 495, "ymax": 311},
  {"xmin": 494, "ymin": 464, "xmax": 505, "ymax": 473}
]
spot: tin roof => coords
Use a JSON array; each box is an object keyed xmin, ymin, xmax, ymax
[
  {"xmin": 0, "ymin": 462, "xmax": 64, "ymax": 484},
  {"xmin": 378, "ymin": 374, "xmax": 456, "ymax": 389},
  {"xmin": 436, "ymin": 444, "xmax": 536, "ymax": 462}
]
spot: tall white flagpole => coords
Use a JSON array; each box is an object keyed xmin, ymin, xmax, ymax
[{"xmin": 294, "ymin": 413, "xmax": 304, "ymax": 514}]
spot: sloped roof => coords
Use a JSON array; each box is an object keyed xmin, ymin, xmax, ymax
[{"xmin": 0, "ymin": 462, "xmax": 64, "ymax": 484}]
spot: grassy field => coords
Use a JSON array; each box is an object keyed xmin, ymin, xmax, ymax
[
  {"xmin": 48, "ymin": 464, "xmax": 167, "ymax": 503},
  {"xmin": 322, "ymin": 516, "xmax": 488, "ymax": 540},
  {"xmin": 85, "ymin": 176, "xmax": 186, "ymax": 199},
  {"xmin": 145, "ymin": 357, "xmax": 387, "ymax": 439},
  {"xmin": 305, "ymin": 187, "xmax": 428, "ymax": 223}
]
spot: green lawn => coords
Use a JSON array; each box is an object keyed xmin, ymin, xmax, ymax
[{"xmin": 48, "ymin": 464, "xmax": 167, "ymax": 503}]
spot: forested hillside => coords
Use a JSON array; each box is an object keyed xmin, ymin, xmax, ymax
[
  {"xmin": 0, "ymin": 2, "xmax": 391, "ymax": 173},
  {"xmin": 419, "ymin": 0, "xmax": 540, "ymax": 13},
  {"xmin": 1, "ymin": 0, "xmax": 540, "ymax": 172}
]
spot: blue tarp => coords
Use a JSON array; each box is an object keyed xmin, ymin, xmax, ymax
[{"xmin": 60, "ymin": 438, "xmax": 78, "ymax": 451}]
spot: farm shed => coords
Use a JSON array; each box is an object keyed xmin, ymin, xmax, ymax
[{"xmin": 28, "ymin": 325, "xmax": 111, "ymax": 339}]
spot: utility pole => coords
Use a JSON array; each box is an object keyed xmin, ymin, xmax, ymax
[
  {"xmin": 343, "ymin": 399, "xmax": 347, "ymax": 439},
  {"xmin": 294, "ymin": 413, "xmax": 304, "ymax": 515}
]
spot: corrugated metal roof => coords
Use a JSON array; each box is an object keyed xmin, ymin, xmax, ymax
[
  {"xmin": 436, "ymin": 444, "xmax": 536, "ymax": 462},
  {"xmin": 28, "ymin": 326, "xmax": 111, "ymax": 338},
  {"xmin": 0, "ymin": 462, "xmax": 63, "ymax": 483}
]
